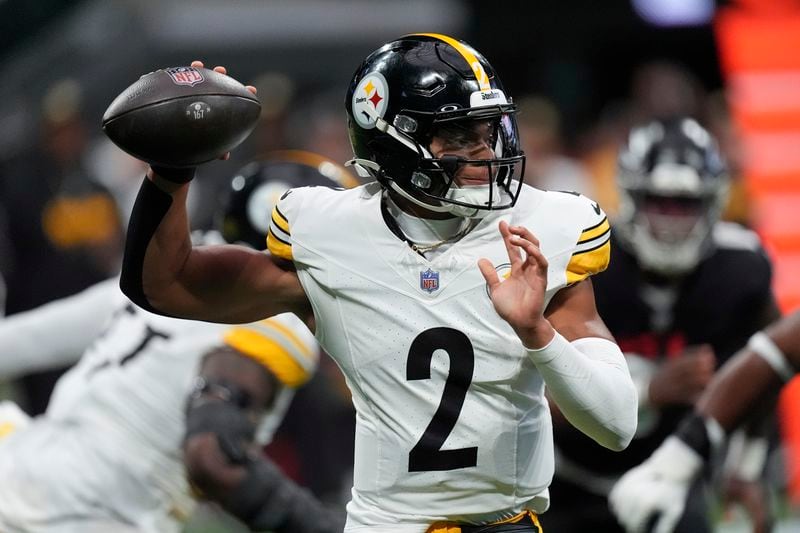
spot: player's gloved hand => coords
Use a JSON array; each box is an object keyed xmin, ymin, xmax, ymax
[{"xmin": 608, "ymin": 436, "xmax": 703, "ymax": 533}]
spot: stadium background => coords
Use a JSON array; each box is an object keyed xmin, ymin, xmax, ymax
[{"xmin": 0, "ymin": 0, "xmax": 799, "ymax": 531}]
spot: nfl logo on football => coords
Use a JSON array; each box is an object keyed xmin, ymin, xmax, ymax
[
  {"xmin": 420, "ymin": 268, "xmax": 440, "ymax": 293},
  {"xmin": 166, "ymin": 67, "xmax": 205, "ymax": 87}
]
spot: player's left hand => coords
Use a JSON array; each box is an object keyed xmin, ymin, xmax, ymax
[{"xmin": 478, "ymin": 221, "xmax": 552, "ymax": 347}]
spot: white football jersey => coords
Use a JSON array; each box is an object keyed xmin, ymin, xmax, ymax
[
  {"xmin": 268, "ymin": 182, "xmax": 611, "ymax": 531},
  {"xmin": 0, "ymin": 279, "xmax": 318, "ymax": 533}
]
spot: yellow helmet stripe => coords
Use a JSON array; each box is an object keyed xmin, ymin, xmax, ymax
[
  {"xmin": 410, "ymin": 33, "xmax": 491, "ymax": 91},
  {"xmin": 224, "ymin": 328, "xmax": 310, "ymax": 388},
  {"xmin": 259, "ymin": 317, "xmax": 315, "ymax": 361}
]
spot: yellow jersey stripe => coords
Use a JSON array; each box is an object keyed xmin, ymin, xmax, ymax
[
  {"xmin": 410, "ymin": 33, "xmax": 491, "ymax": 90},
  {"xmin": 566, "ymin": 239, "xmax": 611, "ymax": 285},
  {"xmin": 271, "ymin": 212, "xmax": 290, "ymax": 235},
  {"xmin": 259, "ymin": 318, "xmax": 314, "ymax": 361},
  {"xmin": 272, "ymin": 206, "xmax": 290, "ymax": 234},
  {"xmin": 578, "ymin": 216, "xmax": 609, "ymax": 243},
  {"xmin": 224, "ymin": 328, "xmax": 310, "ymax": 388},
  {"xmin": 267, "ymin": 229, "xmax": 293, "ymax": 260}
]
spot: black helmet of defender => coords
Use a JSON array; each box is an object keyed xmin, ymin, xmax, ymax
[
  {"xmin": 345, "ymin": 33, "xmax": 525, "ymax": 218},
  {"xmin": 216, "ymin": 150, "xmax": 359, "ymax": 249},
  {"xmin": 615, "ymin": 117, "xmax": 729, "ymax": 276}
]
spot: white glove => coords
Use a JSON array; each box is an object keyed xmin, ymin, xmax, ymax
[{"xmin": 608, "ymin": 436, "xmax": 703, "ymax": 533}]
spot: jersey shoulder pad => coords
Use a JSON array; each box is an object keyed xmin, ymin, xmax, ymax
[
  {"xmin": 223, "ymin": 312, "xmax": 319, "ymax": 388},
  {"xmin": 560, "ymin": 192, "xmax": 611, "ymax": 284},
  {"xmin": 267, "ymin": 184, "xmax": 369, "ymax": 261},
  {"xmin": 712, "ymin": 221, "xmax": 763, "ymax": 252}
]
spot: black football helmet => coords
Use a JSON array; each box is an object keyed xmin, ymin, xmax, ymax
[
  {"xmin": 345, "ymin": 33, "xmax": 525, "ymax": 217},
  {"xmin": 215, "ymin": 150, "xmax": 358, "ymax": 249},
  {"xmin": 615, "ymin": 117, "xmax": 729, "ymax": 276}
]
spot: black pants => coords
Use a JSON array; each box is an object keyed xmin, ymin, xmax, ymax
[{"xmin": 460, "ymin": 514, "xmax": 541, "ymax": 532}]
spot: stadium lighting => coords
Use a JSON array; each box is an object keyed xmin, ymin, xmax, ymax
[{"xmin": 632, "ymin": 0, "xmax": 715, "ymax": 27}]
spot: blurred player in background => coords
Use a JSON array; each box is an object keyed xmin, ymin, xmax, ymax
[
  {"xmin": 0, "ymin": 78, "xmax": 125, "ymax": 414},
  {"xmin": 0, "ymin": 152, "xmax": 354, "ymax": 533},
  {"xmin": 120, "ymin": 34, "xmax": 638, "ymax": 532},
  {"xmin": 610, "ymin": 309, "xmax": 800, "ymax": 533},
  {"xmin": 546, "ymin": 116, "xmax": 780, "ymax": 532}
]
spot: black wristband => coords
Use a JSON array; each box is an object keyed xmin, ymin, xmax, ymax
[
  {"xmin": 675, "ymin": 413, "xmax": 714, "ymax": 461},
  {"xmin": 150, "ymin": 164, "xmax": 197, "ymax": 184},
  {"xmin": 119, "ymin": 177, "xmax": 173, "ymax": 315}
]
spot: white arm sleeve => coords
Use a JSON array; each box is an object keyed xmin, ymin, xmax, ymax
[
  {"xmin": 0, "ymin": 277, "xmax": 120, "ymax": 379},
  {"xmin": 529, "ymin": 333, "xmax": 638, "ymax": 451}
]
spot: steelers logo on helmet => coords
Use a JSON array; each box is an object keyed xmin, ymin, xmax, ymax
[{"xmin": 352, "ymin": 72, "xmax": 389, "ymax": 130}]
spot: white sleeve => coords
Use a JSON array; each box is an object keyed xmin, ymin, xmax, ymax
[
  {"xmin": 529, "ymin": 333, "xmax": 638, "ymax": 451},
  {"xmin": 0, "ymin": 277, "xmax": 120, "ymax": 379}
]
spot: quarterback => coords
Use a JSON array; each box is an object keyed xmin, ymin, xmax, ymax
[{"xmin": 120, "ymin": 34, "xmax": 638, "ymax": 532}]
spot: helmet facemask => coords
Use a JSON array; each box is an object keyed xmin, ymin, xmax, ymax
[
  {"xmin": 356, "ymin": 109, "xmax": 525, "ymax": 218},
  {"xmin": 615, "ymin": 117, "xmax": 730, "ymax": 277},
  {"xmin": 617, "ymin": 158, "xmax": 729, "ymax": 277}
]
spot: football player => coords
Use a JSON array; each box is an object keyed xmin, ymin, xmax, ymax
[
  {"xmin": 120, "ymin": 34, "xmax": 638, "ymax": 532},
  {"xmin": 0, "ymin": 153, "xmax": 353, "ymax": 533},
  {"xmin": 545, "ymin": 117, "xmax": 781, "ymax": 532},
  {"xmin": 609, "ymin": 310, "xmax": 799, "ymax": 533}
]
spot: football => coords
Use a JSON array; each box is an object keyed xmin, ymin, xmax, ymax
[{"xmin": 102, "ymin": 66, "xmax": 261, "ymax": 167}]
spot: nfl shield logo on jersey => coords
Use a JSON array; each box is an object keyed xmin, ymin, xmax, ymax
[{"xmin": 420, "ymin": 268, "xmax": 440, "ymax": 293}]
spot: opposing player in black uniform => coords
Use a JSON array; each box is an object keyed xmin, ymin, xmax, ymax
[{"xmin": 545, "ymin": 116, "xmax": 781, "ymax": 532}]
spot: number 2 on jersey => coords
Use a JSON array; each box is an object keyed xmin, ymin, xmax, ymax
[{"xmin": 407, "ymin": 327, "xmax": 477, "ymax": 472}]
